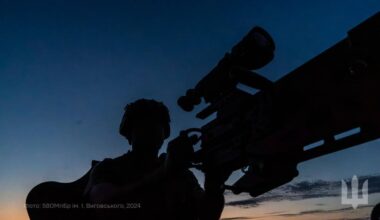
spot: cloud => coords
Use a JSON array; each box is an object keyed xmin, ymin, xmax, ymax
[
  {"xmin": 221, "ymin": 216, "xmax": 270, "ymax": 220},
  {"xmin": 275, "ymin": 205, "xmax": 373, "ymax": 218},
  {"xmin": 225, "ymin": 174, "xmax": 380, "ymax": 208},
  {"xmin": 221, "ymin": 217, "xmax": 252, "ymax": 220}
]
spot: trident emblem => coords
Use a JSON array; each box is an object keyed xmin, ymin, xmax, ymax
[{"xmin": 341, "ymin": 175, "xmax": 368, "ymax": 209}]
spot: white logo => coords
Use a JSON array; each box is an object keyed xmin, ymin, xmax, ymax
[{"xmin": 341, "ymin": 175, "xmax": 368, "ymax": 209}]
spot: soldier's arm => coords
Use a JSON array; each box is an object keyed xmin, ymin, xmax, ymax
[
  {"xmin": 165, "ymin": 135, "xmax": 227, "ymax": 219},
  {"xmin": 198, "ymin": 192, "xmax": 225, "ymax": 220},
  {"xmin": 183, "ymin": 171, "xmax": 225, "ymax": 220},
  {"xmin": 198, "ymin": 173, "xmax": 227, "ymax": 220}
]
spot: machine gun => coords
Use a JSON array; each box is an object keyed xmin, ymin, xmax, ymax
[
  {"xmin": 26, "ymin": 12, "xmax": 380, "ymax": 220},
  {"xmin": 175, "ymin": 12, "xmax": 380, "ymax": 197}
]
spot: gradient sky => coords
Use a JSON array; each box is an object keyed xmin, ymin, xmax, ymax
[{"xmin": 1, "ymin": 1, "xmax": 380, "ymax": 219}]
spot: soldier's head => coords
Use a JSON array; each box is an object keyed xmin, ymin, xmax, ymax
[{"xmin": 119, "ymin": 99, "xmax": 170, "ymax": 155}]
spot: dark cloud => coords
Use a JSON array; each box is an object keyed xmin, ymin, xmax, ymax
[
  {"xmin": 221, "ymin": 206, "xmax": 374, "ymax": 220},
  {"xmin": 221, "ymin": 216, "xmax": 270, "ymax": 220},
  {"xmin": 226, "ymin": 199, "xmax": 260, "ymax": 208},
  {"xmin": 221, "ymin": 217, "xmax": 252, "ymax": 220},
  {"xmin": 276, "ymin": 205, "xmax": 373, "ymax": 218},
  {"xmin": 226, "ymin": 174, "xmax": 380, "ymax": 208}
]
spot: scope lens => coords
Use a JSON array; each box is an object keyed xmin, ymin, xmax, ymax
[{"xmin": 231, "ymin": 26, "xmax": 275, "ymax": 70}]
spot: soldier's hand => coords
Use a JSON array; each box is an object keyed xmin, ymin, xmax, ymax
[
  {"xmin": 165, "ymin": 134, "xmax": 195, "ymax": 175},
  {"xmin": 204, "ymin": 169, "xmax": 232, "ymax": 195}
]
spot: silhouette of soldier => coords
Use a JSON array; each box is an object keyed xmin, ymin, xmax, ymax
[{"xmin": 83, "ymin": 99, "xmax": 227, "ymax": 220}]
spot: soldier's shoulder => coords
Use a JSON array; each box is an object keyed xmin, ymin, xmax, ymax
[
  {"xmin": 90, "ymin": 158, "xmax": 114, "ymax": 176},
  {"xmin": 91, "ymin": 152, "xmax": 132, "ymax": 175},
  {"xmin": 94, "ymin": 152, "xmax": 131, "ymax": 168}
]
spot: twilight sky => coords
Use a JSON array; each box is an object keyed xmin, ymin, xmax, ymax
[{"xmin": 1, "ymin": 1, "xmax": 380, "ymax": 219}]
